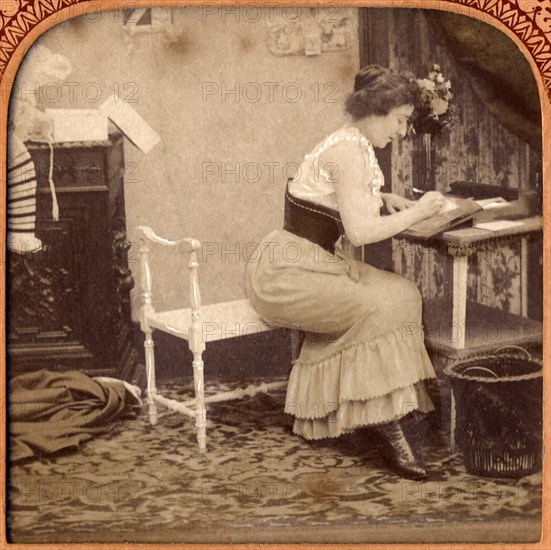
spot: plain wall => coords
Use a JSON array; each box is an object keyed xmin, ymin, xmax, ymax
[{"xmin": 26, "ymin": 6, "xmax": 360, "ymax": 318}]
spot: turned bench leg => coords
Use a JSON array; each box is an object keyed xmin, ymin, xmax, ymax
[
  {"xmin": 290, "ymin": 329, "xmax": 305, "ymax": 362},
  {"xmin": 144, "ymin": 328, "xmax": 158, "ymax": 426},
  {"xmin": 192, "ymin": 353, "xmax": 207, "ymax": 452},
  {"xmin": 138, "ymin": 236, "xmax": 158, "ymax": 426}
]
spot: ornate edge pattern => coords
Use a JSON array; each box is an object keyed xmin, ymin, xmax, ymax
[
  {"xmin": 0, "ymin": 0, "xmax": 550, "ymax": 96},
  {"xmin": 0, "ymin": 1, "xmax": 85, "ymax": 75}
]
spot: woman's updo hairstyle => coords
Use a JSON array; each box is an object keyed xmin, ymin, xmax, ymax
[{"xmin": 346, "ymin": 65, "xmax": 417, "ymax": 120}]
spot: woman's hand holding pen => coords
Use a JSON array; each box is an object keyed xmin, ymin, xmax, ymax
[
  {"xmin": 383, "ymin": 193, "xmax": 415, "ymax": 213},
  {"xmin": 415, "ymin": 191, "xmax": 447, "ymax": 219},
  {"xmin": 382, "ymin": 191, "xmax": 447, "ymax": 219}
]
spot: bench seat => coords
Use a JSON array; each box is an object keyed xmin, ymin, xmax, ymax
[{"xmin": 147, "ymin": 299, "xmax": 273, "ymax": 341}]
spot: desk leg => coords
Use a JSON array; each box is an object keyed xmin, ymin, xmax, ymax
[
  {"xmin": 449, "ymin": 254, "xmax": 467, "ymax": 453},
  {"xmin": 450, "ymin": 388, "xmax": 456, "ymax": 453},
  {"xmin": 451, "ymin": 255, "xmax": 468, "ymax": 349},
  {"xmin": 521, "ymin": 237, "xmax": 528, "ymax": 318}
]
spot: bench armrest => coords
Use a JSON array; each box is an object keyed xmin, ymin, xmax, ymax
[
  {"xmin": 136, "ymin": 225, "xmax": 200, "ymax": 251},
  {"xmin": 136, "ymin": 226, "xmax": 202, "ymax": 341}
]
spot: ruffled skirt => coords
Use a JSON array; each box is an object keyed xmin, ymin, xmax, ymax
[{"xmin": 245, "ymin": 229, "xmax": 436, "ymax": 440}]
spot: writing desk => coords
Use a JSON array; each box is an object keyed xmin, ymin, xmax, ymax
[
  {"xmin": 396, "ymin": 216, "xmax": 543, "ymax": 449},
  {"xmin": 399, "ymin": 216, "xmax": 543, "ymax": 357}
]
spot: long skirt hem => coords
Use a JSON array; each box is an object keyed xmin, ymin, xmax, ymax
[{"xmin": 289, "ymin": 381, "xmax": 435, "ymax": 440}]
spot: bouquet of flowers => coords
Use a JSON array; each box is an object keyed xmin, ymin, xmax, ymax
[{"xmin": 408, "ymin": 64, "xmax": 459, "ymax": 136}]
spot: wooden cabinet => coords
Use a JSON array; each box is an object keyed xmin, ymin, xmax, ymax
[{"xmin": 7, "ymin": 133, "xmax": 137, "ymax": 380}]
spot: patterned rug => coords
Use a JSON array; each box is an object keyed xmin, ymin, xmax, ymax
[{"xmin": 7, "ymin": 379, "xmax": 542, "ymax": 544}]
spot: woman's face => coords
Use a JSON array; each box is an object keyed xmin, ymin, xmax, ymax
[{"xmin": 357, "ymin": 104, "xmax": 414, "ymax": 148}]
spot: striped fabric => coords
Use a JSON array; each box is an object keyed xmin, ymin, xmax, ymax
[{"xmin": 7, "ymin": 134, "xmax": 43, "ymax": 253}]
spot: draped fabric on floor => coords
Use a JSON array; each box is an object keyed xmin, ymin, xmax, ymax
[{"xmin": 9, "ymin": 370, "xmax": 142, "ymax": 462}]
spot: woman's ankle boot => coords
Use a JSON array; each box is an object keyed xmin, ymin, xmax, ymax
[{"xmin": 374, "ymin": 420, "xmax": 427, "ymax": 480}]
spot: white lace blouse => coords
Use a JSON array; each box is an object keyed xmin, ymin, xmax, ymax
[{"xmin": 288, "ymin": 125, "xmax": 385, "ymax": 217}]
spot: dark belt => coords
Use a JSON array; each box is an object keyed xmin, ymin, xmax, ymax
[{"xmin": 283, "ymin": 182, "xmax": 344, "ymax": 254}]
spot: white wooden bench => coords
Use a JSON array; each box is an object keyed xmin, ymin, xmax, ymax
[{"xmin": 136, "ymin": 226, "xmax": 293, "ymax": 452}]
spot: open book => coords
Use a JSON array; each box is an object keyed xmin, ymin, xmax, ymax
[{"xmin": 400, "ymin": 196, "xmax": 483, "ymax": 239}]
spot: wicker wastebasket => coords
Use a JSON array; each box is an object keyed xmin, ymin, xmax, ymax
[{"xmin": 444, "ymin": 349, "xmax": 543, "ymax": 478}]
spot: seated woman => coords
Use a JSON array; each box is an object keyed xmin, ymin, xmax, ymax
[{"xmin": 245, "ymin": 65, "xmax": 446, "ymax": 480}]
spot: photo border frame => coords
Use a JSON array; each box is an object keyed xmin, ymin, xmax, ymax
[{"xmin": 1, "ymin": 0, "xmax": 549, "ymax": 548}]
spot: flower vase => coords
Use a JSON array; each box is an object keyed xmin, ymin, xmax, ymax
[
  {"xmin": 423, "ymin": 133, "xmax": 435, "ymax": 189},
  {"xmin": 413, "ymin": 132, "xmax": 436, "ymax": 192}
]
